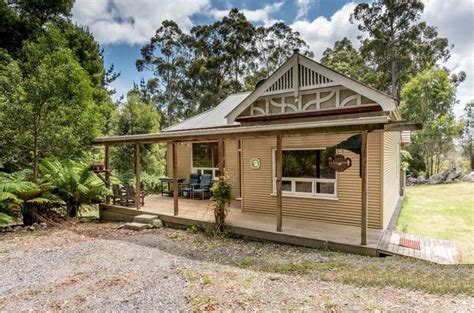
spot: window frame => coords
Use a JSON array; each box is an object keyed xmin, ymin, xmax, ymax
[
  {"xmin": 272, "ymin": 147, "xmax": 338, "ymax": 200},
  {"xmin": 191, "ymin": 141, "xmax": 219, "ymax": 178}
]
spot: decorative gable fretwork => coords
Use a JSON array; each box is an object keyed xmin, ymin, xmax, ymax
[
  {"xmin": 248, "ymin": 87, "xmax": 377, "ymax": 116},
  {"xmin": 298, "ymin": 64, "xmax": 334, "ymax": 90},
  {"xmin": 264, "ymin": 65, "xmax": 336, "ymax": 96},
  {"xmin": 265, "ymin": 68, "xmax": 293, "ymax": 94}
]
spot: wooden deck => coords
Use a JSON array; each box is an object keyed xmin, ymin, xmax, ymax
[
  {"xmin": 100, "ymin": 195, "xmax": 458, "ymax": 263},
  {"xmin": 377, "ymin": 230, "xmax": 458, "ymax": 264}
]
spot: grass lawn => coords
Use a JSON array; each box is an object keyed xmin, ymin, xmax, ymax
[{"xmin": 397, "ymin": 182, "xmax": 474, "ymax": 264}]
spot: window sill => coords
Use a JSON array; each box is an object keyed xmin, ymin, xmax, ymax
[{"xmin": 270, "ymin": 193, "xmax": 339, "ymax": 201}]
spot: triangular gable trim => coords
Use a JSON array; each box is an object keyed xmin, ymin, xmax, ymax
[{"xmin": 225, "ymin": 53, "xmax": 396, "ymax": 123}]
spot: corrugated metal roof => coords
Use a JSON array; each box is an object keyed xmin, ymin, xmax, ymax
[{"xmin": 163, "ymin": 92, "xmax": 251, "ymax": 132}]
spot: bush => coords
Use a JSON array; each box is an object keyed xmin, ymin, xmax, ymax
[{"xmin": 210, "ymin": 173, "xmax": 232, "ymax": 230}]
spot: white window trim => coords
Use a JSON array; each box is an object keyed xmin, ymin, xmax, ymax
[
  {"xmin": 191, "ymin": 141, "xmax": 219, "ymax": 177},
  {"xmin": 271, "ymin": 148, "xmax": 338, "ymax": 200}
]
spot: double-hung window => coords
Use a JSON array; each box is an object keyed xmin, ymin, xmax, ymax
[
  {"xmin": 273, "ymin": 148, "xmax": 337, "ymax": 198},
  {"xmin": 192, "ymin": 142, "xmax": 220, "ymax": 177}
]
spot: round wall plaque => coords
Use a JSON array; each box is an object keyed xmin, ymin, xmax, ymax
[{"xmin": 250, "ymin": 158, "xmax": 261, "ymax": 170}]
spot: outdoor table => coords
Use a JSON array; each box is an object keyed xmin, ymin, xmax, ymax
[{"xmin": 159, "ymin": 177, "xmax": 185, "ymax": 196}]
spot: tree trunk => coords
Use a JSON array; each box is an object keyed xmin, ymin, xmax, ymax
[
  {"xmin": 32, "ymin": 124, "xmax": 40, "ymax": 182},
  {"xmin": 22, "ymin": 210, "xmax": 35, "ymax": 226},
  {"xmin": 68, "ymin": 202, "xmax": 78, "ymax": 218}
]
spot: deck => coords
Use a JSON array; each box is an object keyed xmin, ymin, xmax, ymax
[{"xmin": 100, "ymin": 195, "xmax": 458, "ymax": 263}]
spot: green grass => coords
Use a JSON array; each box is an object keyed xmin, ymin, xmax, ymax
[{"xmin": 397, "ymin": 182, "xmax": 474, "ymax": 263}]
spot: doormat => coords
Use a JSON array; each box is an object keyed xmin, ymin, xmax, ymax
[{"xmin": 399, "ymin": 238, "xmax": 421, "ymax": 250}]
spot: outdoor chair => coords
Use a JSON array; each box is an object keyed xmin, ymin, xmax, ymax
[
  {"xmin": 112, "ymin": 185, "xmax": 127, "ymax": 206},
  {"xmin": 125, "ymin": 185, "xmax": 145, "ymax": 206},
  {"xmin": 191, "ymin": 174, "xmax": 213, "ymax": 200},
  {"xmin": 180, "ymin": 173, "xmax": 200, "ymax": 198}
]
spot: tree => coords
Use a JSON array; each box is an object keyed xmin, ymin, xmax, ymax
[
  {"xmin": 462, "ymin": 101, "xmax": 474, "ymax": 171},
  {"xmin": 255, "ymin": 22, "xmax": 313, "ymax": 78},
  {"xmin": 400, "ymin": 69, "xmax": 463, "ymax": 176},
  {"xmin": 136, "ymin": 20, "xmax": 192, "ymax": 128},
  {"xmin": 0, "ymin": 0, "xmax": 74, "ymax": 56},
  {"xmin": 320, "ymin": 37, "xmax": 378, "ymax": 86},
  {"xmin": 111, "ymin": 91, "xmax": 165, "ymax": 180},
  {"xmin": 39, "ymin": 158, "xmax": 109, "ymax": 218},
  {"xmin": 0, "ymin": 26, "xmax": 102, "ymax": 179},
  {"xmin": 351, "ymin": 0, "xmax": 451, "ymax": 99}
]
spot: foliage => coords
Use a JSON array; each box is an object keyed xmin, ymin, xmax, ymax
[
  {"xmin": 0, "ymin": 8, "xmax": 116, "ymax": 174},
  {"xmin": 136, "ymin": 9, "xmax": 312, "ymax": 128},
  {"xmin": 126, "ymin": 171, "xmax": 164, "ymax": 196},
  {"xmin": 0, "ymin": 0, "xmax": 74, "ymax": 56},
  {"xmin": 210, "ymin": 174, "xmax": 232, "ymax": 231},
  {"xmin": 111, "ymin": 91, "xmax": 166, "ymax": 178},
  {"xmin": 400, "ymin": 69, "xmax": 463, "ymax": 176},
  {"xmin": 39, "ymin": 158, "xmax": 109, "ymax": 218},
  {"xmin": 0, "ymin": 170, "xmax": 60, "ymax": 225},
  {"xmin": 320, "ymin": 37, "xmax": 379, "ymax": 87},
  {"xmin": 350, "ymin": 0, "xmax": 452, "ymax": 98},
  {"xmin": 400, "ymin": 149, "xmax": 412, "ymax": 172},
  {"xmin": 462, "ymin": 101, "xmax": 474, "ymax": 171}
]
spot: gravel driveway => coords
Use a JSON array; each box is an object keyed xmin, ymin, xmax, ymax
[
  {"xmin": 0, "ymin": 223, "xmax": 472, "ymax": 311},
  {"xmin": 0, "ymin": 228, "xmax": 189, "ymax": 311}
]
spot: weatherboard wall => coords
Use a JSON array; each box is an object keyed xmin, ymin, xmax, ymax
[
  {"xmin": 240, "ymin": 132, "xmax": 383, "ymax": 229},
  {"xmin": 382, "ymin": 131, "xmax": 401, "ymax": 229}
]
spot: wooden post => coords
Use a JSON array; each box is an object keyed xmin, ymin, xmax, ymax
[
  {"xmin": 218, "ymin": 139, "xmax": 225, "ymax": 178},
  {"xmin": 400, "ymin": 169, "xmax": 405, "ymax": 196},
  {"xmin": 134, "ymin": 142, "xmax": 141, "ymax": 210},
  {"xmin": 134, "ymin": 142, "xmax": 142, "ymax": 210},
  {"xmin": 361, "ymin": 130, "xmax": 368, "ymax": 245},
  {"xmin": 276, "ymin": 134, "xmax": 283, "ymax": 232},
  {"xmin": 104, "ymin": 144, "xmax": 111, "ymax": 204},
  {"xmin": 172, "ymin": 142, "xmax": 178, "ymax": 216}
]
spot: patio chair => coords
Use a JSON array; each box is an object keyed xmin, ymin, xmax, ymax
[
  {"xmin": 125, "ymin": 185, "xmax": 145, "ymax": 206},
  {"xmin": 191, "ymin": 174, "xmax": 213, "ymax": 200},
  {"xmin": 112, "ymin": 185, "xmax": 126, "ymax": 205},
  {"xmin": 180, "ymin": 173, "xmax": 200, "ymax": 198}
]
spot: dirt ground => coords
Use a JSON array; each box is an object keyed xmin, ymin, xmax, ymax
[{"xmin": 0, "ymin": 222, "xmax": 473, "ymax": 311}]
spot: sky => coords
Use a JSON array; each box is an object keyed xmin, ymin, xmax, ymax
[{"xmin": 71, "ymin": 0, "xmax": 474, "ymax": 116}]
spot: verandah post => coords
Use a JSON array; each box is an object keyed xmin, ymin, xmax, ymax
[
  {"xmin": 104, "ymin": 144, "xmax": 111, "ymax": 205},
  {"xmin": 361, "ymin": 130, "xmax": 368, "ymax": 245},
  {"xmin": 218, "ymin": 139, "xmax": 225, "ymax": 178},
  {"xmin": 172, "ymin": 141, "xmax": 179, "ymax": 216},
  {"xmin": 276, "ymin": 134, "xmax": 283, "ymax": 232},
  {"xmin": 134, "ymin": 142, "xmax": 141, "ymax": 210}
]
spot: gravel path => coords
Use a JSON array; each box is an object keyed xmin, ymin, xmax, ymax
[
  {"xmin": 0, "ymin": 223, "xmax": 472, "ymax": 311},
  {"xmin": 0, "ymin": 229, "xmax": 189, "ymax": 311}
]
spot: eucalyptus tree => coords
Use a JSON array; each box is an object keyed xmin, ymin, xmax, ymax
[
  {"xmin": 136, "ymin": 20, "xmax": 193, "ymax": 128},
  {"xmin": 351, "ymin": 0, "xmax": 451, "ymax": 99},
  {"xmin": 320, "ymin": 37, "xmax": 379, "ymax": 87},
  {"xmin": 255, "ymin": 22, "xmax": 313, "ymax": 77},
  {"xmin": 400, "ymin": 69, "xmax": 463, "ymax": 176}
]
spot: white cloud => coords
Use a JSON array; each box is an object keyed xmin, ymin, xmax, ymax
[
  {"xmin": 71, "ymin": 0, "xmax": 210, "ymax": 45},
  {"xmin": 291, "ymin": 2, "xmax": 360, "ymax": 59},
  {"xmin": 422, "ymin": 0, "xmax": 474, "ymax": 116},
  {"xmin": 209, "ymin": 2, "xmax": 284, "ymax": 26},
  {"xmin": 295, "ymin": 0, "xmax": 314, "ymax": 21}
]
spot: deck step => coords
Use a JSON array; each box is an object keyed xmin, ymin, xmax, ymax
[
  {"xmin": 133, "ymin": 214, "xmax": 158, "ymax": 224},
  {"xmin": 124, "ymin": 222, "xmax": 151, "ymax": 231}
]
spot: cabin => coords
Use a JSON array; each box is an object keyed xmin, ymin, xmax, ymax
[{"xmin": 95, "ymin": 51, "xmax": 418, "ymax": 255}]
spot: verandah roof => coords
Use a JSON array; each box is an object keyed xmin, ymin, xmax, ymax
[{"xmin": 93, "ymin": 115, "xmax": 401, "ymax": 145}]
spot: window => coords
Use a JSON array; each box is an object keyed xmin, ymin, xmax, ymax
[
  {"xmin": 273, "ymin": 148, "xmax": 337, "ymax": 198},
  {"xmin": 192, "ymin": 142, "xmax": 220, "ymax": 177}
]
